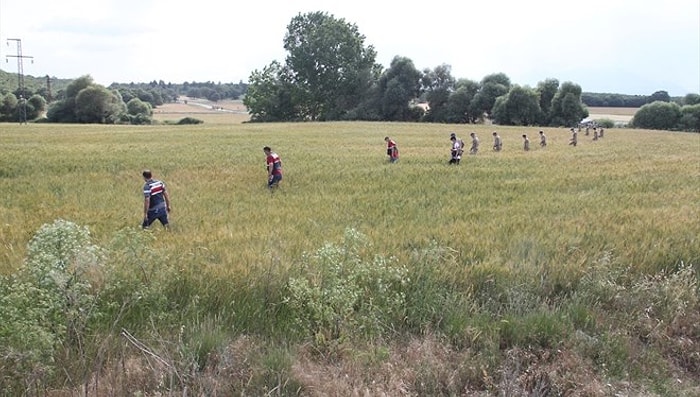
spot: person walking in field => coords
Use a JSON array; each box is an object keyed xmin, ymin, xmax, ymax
[
  {"xmin": 264, "ymin": 146, "xmax": 283, "ymax": 189},
  {"xmin": 569, "ymin": 128, "xmax": 578, "ymax": 147},
  {"xmin": 593, "ymin": 128, "xmax": 599, "ymax": 141},
  {"xmin": 384, "ymin": 136, "xmax": 399, "ymax": 163},
  {"xmin": 469, "ymin": 132, "xmax": 480, "ymax": 155},
  {"xmin": 449, "ymin": 133, "xmax": 464, "ymax": 164},
  {"xmin": 142, "ymin": 169, "xmax": 171, "ymax": 230},
  {"xmin": 539, "ymin": 130, "xmax": 547, "ymax": 147},
  {"xmin": 522, "ymin": 134, "xmax": 530, "ymax": 151},
  {"xmin": 492, "ymin": 131, "xmax": 502, "ymax": 151}
]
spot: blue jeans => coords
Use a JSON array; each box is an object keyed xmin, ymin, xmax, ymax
[
  {"xmin": 268, "ymin": 174, "xmax": 282, "ymax": 188},
  {"xmin": 143, "ymin": 207, "xmax": 169, "ymax": 228}
]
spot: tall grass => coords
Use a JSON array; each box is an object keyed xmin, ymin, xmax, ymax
[{"xmin": 0, "ymin": 122, "xmax": 698, "ymax": 395}]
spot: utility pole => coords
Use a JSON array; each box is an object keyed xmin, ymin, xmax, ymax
[
  {"xmin": 6, "ymin": 38, "xmax": 34, "ymax": 124},
  {"xmin": 46, "ymin": 75, "xmax": 52, "ymax": 103}
]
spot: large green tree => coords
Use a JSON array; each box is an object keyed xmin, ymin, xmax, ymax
[
  {"xmin": 678, "ymin": 104, "xmax": 700, "ymax": 132},
  {"xmin": 421, "ymin": 64, "xmax": 456, "ymax": 122},
  {"xmin": 491, "ymin": 85, "xmax": 542, "ymax": 126},
  {"xmin": 47, "ymin": 75, "xmax": 127, "ymax": 124},
  {"xmin": 548, "ymin": 82, "xmax": 588, "ymax": 127},
  {"xmin": 536, "ymin": 78, "xmax": 559, "ymax": 124},
  {"xmin": 377, "ymin": 56, "xmax": 422, "ymax": 121},
  {"xmin": 445, "ymin": 79, "xmax": 480, "ymax": 123},
  {"xmin": 470, "ymin": 73, "xmax": 511, "ymax": 119},
  {"xmin": 282, "ymin": 11, "xmax": 379, "ymax": 120},
  {"xmin": 244, "ymin": 61, "xmax": 298, "ymax": 122},
  {"xmin": 631, "ymin": 101, "xmax": 682, "ymax": 130}
]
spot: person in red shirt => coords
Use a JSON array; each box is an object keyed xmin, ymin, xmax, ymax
[
  {"xmin": 263, "ymin": 146, "xmax": 283, "ymax": 189},
  {"xmin": 384, "ymin": 136, "xmax": 399, "ymax": 163}
]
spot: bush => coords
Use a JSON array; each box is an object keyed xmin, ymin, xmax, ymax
[
  {"xmin": 284, "ymin": 228, "xmax": 409, "ymax": 347},
  {"xmin": 0, "ymin": 219, "xmax": 103, "ymax": 393},
  {"xmin": 177, "ymin": 117, "xmax": 204, "ymax": 125},
  {"xmin": 631, "ymin": 101, "xmax": 681, "ymax": 130},
  {"xmin": 595, "ymin": 118, "xmax": 615, "ymax": 128}
]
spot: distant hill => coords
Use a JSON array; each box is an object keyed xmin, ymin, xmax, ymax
[{"xmin": 0, "ymin": 68, "xmax": 73, "ymax": 99}]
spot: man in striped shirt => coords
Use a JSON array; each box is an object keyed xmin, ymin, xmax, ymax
[
  {"xmin": 264, "ymin": 146, "xmax": 283, "ymax": 189},
  {"xmin": 142, "ymin": 169, "xmax": 171, "ymax": 229}
]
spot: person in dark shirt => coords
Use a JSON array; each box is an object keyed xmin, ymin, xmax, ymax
[{"xmin": 142, "ymin": 169, "xmax": 171, "ymax": 229}]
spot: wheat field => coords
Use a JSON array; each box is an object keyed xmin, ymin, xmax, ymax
[{"xmin": 1, "ymin": 122, "xmax": 697, "ymax": 275}]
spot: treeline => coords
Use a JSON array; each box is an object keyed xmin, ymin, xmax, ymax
[
  {"xmin": 243, "ymin": 11, "xmax": 699, "ymax": 131},
  {"xmin": 582, "ymin": 91, "xmax": 696, "ymax": 107},
  {"xmin": 0, "ymin": 69, "xmax": 247, "ymax": 123}
]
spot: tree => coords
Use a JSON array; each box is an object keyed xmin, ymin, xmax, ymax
[
  {"xmin": 445, "ymin": 79, "xmax": 480, "ymax": 123},
  {"xmin": 421, "ymin": 64, "xmax": 455, "ymax": 122},
  {"xmin": 631, "ymin": 101, "xmax": 682, "ymax": 130},
  {"xmin": 548, "ymin": 82, "xmax": 588, "ymax": 127},
  {"xmin": 26, "ymin": 94, "xmax": 47, "ymax": 120},
  {"xmin": 470, "ymin": 73, "xmax": 511, "ymax": 119},
  {"xmin": 678, "ymin": 104, "xmax": 700, "ymax": 132},
  {"xmin": 126, "ymin": 98, "xmax": 153, "ymax": 125},
  {"xmin": 282, "ymin": 11, "xmax": 379, "ymax": 120},
  {"xmin": 0, "ymin": 93, "xmax": 19, "ymax": 121},
  {"xmin": 536, "ymin": 78, "xmax": 559, "ymax": 124},
  {"xmin": 648, "ymin": 90, "xmax": 671, "ymax": 103},
  {"xmin": 244, "ymin": 61, "xmax": 298, "ymax": 122},
  {"xmin": 47, "ymin": 75, "xmax": 127, "ymax": 124},
  {"xmin": 683, "ymin": 93, "xmax": 700, "ymax": 106},
  {"xmin": 377, "ymin": 56, "xmax": 422, "ymax": 121},
  {"xmin": 74, "ymin": 86, "xmax": 126, "ymax": 124},
  {"xmin": 491, "ymin": 85, "xmax": 542, "ymax": 126}
]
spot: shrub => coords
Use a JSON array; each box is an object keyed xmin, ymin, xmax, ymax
[
  {"xmin": 177, "ymin": 117, "xmax": 204, "ymax": 125},
  {"xmin": 595, "ymin": 118, "xmax": 615, "ymax": 128},
  {"xmin": 0, "ymin": 219, "xmax": 103, "ymax": 393},
  {"xmin": 284, "ymin": 228, "xmax": 409, "ymax": 347}
]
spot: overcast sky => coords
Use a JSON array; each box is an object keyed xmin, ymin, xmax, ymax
[{"xmin": 1, "ymin": 0, "xmax": 698, "ymax": 96}]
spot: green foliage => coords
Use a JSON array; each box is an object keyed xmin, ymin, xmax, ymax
[
  {"xmin": 244, "ymin": 61, "xmax": 298, "ymax": 122},
  {"xmin": 421, "ymin": 64, "xmax": 456, "ymax": 122},
  {"xmin": 75, "ymin": 86, "xmax": 127, "ymax": 123},
  {"xmin": 282, "ymin": 11, "xmax": 379, "ymax": 120},
  {"xmin": 0, "ymin": 219, "xmax": 102, "ymax": 392},
  {"xmin": 126, "ymin": 98, "xmax": 153, "ymax": 125},
  {"xmin": 595, "ymin": 118, "xmax": 616, "ymax": 128},
  {"xmin": 683, "ymin": 93, "xmax": 700, "ymax": 106},
  {"xmin": 491, "ymin": 85, "xmax": 542, "ymax": 125},
  {"xmin": 284, "ymin": 228, "xmax": 408, "ymax": 346},
  {"xmin": 631, "ymin": 101, "xmax": 682, "ymax": 130},
  {"xmin": 47, "ymin": 75, "xmax": 128, "ymax": 124},
  {"xmin": 648, "ymin": 90, "xmax": 671, "ymax": 103},
  {"xmin": 377, "ymin": 56, "xmax": 423, "ymax": 121},
  {"xmin": 176, "ymin": 116, "xmax": 204, "ymax": 125},
  {"xmin": 470, "ymin": 74, "xmax": 511, "ymax": 118},
  {"xmin": 549, "ymin": 81, "xmax": 588, "ymax": 126},
  {"xmin": 678, "ymin": 103, "xmax": 700, "ymax": 132}
]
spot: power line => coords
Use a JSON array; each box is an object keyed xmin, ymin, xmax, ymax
[{"xmin": 6, "ymin": 38, "xmax": 34, "ymax": 124}]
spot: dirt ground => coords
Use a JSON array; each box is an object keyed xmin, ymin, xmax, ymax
[{"xmin": 153, "ymin": 97, "xmax": 250, "ymax": 124}]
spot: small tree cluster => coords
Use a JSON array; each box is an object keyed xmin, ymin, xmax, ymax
[
  {"xmin": 631, "ymin": 101, "xmax": 700, "ymax": 132},
  {"xmin": 0, "ymin": 92, "xmax": 46, "ymax": 122},
  {"xmin": 46, "ymin": 75, "xmax": 153, "ymax": 124}
]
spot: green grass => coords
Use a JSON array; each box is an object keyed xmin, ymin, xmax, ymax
[{"xmin": 0, "ymin": 121, "xmax": 699, "ymax": 395}]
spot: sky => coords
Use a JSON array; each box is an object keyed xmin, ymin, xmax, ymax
[{"xmin": 1, "ymin": 0, "xmax": 699, "ymax": 96}]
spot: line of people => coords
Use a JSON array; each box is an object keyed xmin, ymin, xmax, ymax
[
  {"xmin": 386, "ymin": 126, "xmax": 606, "ymax": 165},
  {"xmin": 143, "ymin": 126, "xmax": 607, "ymax": 230}
]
